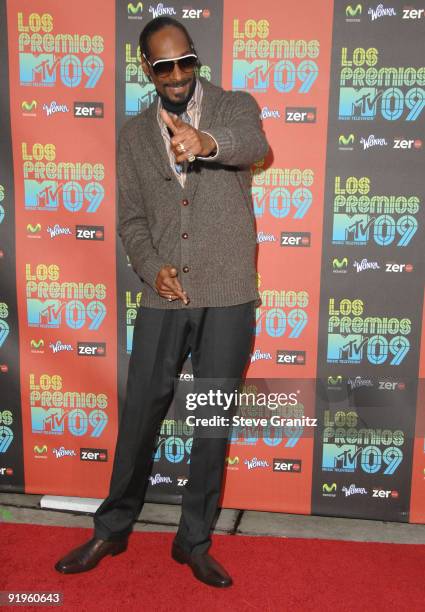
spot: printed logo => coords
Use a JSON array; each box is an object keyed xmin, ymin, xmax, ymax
[
  {"xmin": 368, "ymin": 4, "xmax": 397, "ymax": 20},
  {"xmin": 52, "ymin": 446, "xmax": 77, "ymax": 458},
  {"xmin": 34, "ymin": 445, "xmax": 48, "ymax": 458},
  {"xmin": 80, "ymin": 448, "xmax": 108, "ymax": 462},
  {"xmin": 244, "ymin": 457, "xmax": 270, "ymax": 470},
  {"xmin": 339, "ymin": 134, "xmax": 355, "ymax": 150},
  {"xmin": 0, "ymin": 467, "xmax": 14, "ymax": 476},
  {"xmin": 372, "ymin": 488, "xmax": 399, "ymax": 498},
  {"xmin": 225, "ymin": 456, "xmax": 240, "ymax": 466},
  {"xmin": 49, "ymin": 340, "xmax": 73, "ymax": 354},
  {"xmin": 285, "ymin": 107, "xmax": 316, "ymax": 123},
  {"xmin": 341, "ymin": 483, "xmax": 368, "ymax": 496},
  {"xmin": 149, "ymin": 473, "xmax": 173, "ymax": 485},
  {"xmin": 345, "ymin": 4, "xmax": 362, "ymax": 21},
  {"xmin": 182, "ymin": 7, "xmax": 211, "ymax": 18},
  {"xmin": 353, "ymin": 258, "xmax": 380, "ymax": 272},
  {"xmin": 360, "ymin": 135, "xmax": 388, "ymax": 150},
  {"xmin": 385, "ymin": 262, "xmax": 413, "ymax": 273},
  {"xmin": 393, "ymin": 138, "xmax": 422, "ymax": 149},
  {"xmin": 149, "ymin": 3, "xmax": 176, "ymax": 19},
  {"xmin": 257, "ymin": 231, "xmax": 276, "ymax": 243},
  {"xmin": 277, "ymin": 350, "xmax": 306, "ymax": 365},
  {"xmin": 332, "ymin": 257, "xmax": 349, "ymax": 273},
  {"xmin": 75, "ymin": 225, "xmax": 104, "ymax": 240},
  {"xmin": 27, "ymin": 223, "xmax": 42, "ymax": 236},
  {"xmin": 322, "ymin": 482, "xmax": 337, "ymax": 497},
  {"xmin": 281, "ymin": 231, "xmax": 311, "ymax": 247},
  {"xmin": 30, "ymin": 339, "xmax": 45, "ymax": 352},
  {"xmin": 347, "ymin": 376, "xmax": 373, "ymax": 389},
  {"xmin": 77, "ymin": 342, "xmax": 106, "ymax": 357},
  {"xmin": 402, "ymin": 8, "xmax": 425, "ymax": 19},
  {"xmin": 378, "ymin": 379, "xmax": 406, "ymax": 391},
  {"xmin": 73, "ymin": 102, "xmax": 104, "ymax": 118},
  {"xmin": 273, "ymin": 458, "xmax": 302, "ymax": 472},
  {"xmin": 127, "ymin": 1, "xmax": 143, "ymax": 17},
  {"xmin": 47, "ymin": 224, "xmax": 72, "ymax": 239},
  {"xmin": 250, "ymin": 349, "xmax": 272, "ymax": 363},
  {"xmin": 22, "ymin": 100, "xmax": 37, "ymax": 115},
  {"xmin": 43, "ymin": 101, "xmax": 70, "ymax": 117},
  {"xmin": 260, "ymin": 106, "xmax": 280, "ymax": 119}
]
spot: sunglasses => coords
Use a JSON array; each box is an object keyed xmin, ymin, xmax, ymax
[{"xmin": 143, "ymin": 53, "xmax": 198, "ymax": 78}]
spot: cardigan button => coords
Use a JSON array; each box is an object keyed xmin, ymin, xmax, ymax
[
  {"xmin": 182, "ymin": 199, "xmax": 189, "ymax": 206},
  {"xmin": 183, "ymin": 266, "xmax": 189, "ymax": 273},
  {"xmin": 182, "ymin": 232, "xmax": 188, "ymax": 239}
]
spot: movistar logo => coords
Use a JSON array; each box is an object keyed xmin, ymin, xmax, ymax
[
  {"xmin": 333, "ymin": 257, "xmax": 348, "ymax": 269},
  {"xmin": 225, "ymin": 456, "xmax": 239, "ymax": 465},
  {"xmin": 34, "ymin": 445, "xmax": 47, "ymax": 454},
  {"xmin": 128, "ymin": 2, "xmax": 143, "ymax": 14},
  {"xmin": 30, "ymin": 339, "xmax": 44, "ymax": 348},
  {"xmin": 22, "ymin": 100, "xmax": 37, "ymax": 111},
  {"xmin": 322, "ymin": 483, "xmax": 337, "ymax": 493},
  {"xmin": 328, "ymin": 376, "xmax": 343, "ymax": 385},
  {"xmin": 27, "ymin": 223, "xmax": 41, "ymax": 233},
  {"xmin": 346, "ymin": 4, "xmax": 362, "ymax": 17},
  {"xmin": 339, "ymin": 134, "xmax": 355, "ymax": 145}
]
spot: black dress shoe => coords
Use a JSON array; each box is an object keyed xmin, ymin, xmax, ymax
[
  {"xmin": 171, "ymin": 541, "xmax": 233, "ymax": 588},
  {"xmin": 55, "ymin": 536, "xmax": 128, "ymax": 574}
]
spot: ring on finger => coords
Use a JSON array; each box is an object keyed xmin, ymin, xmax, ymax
[
  {"xmin": 187, "ymin": 152, "xmax": 196, "ymax": 162},
  {"xmin": 177, "ymin": 143, "xmax": 186, "ymax": 153}
]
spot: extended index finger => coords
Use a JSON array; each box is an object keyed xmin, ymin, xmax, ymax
[{"xmin": 160, "ymin": 109, "xmax": 179, "ymax": 134}]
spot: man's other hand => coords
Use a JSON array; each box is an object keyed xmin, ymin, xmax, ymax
[{"xmin": 155, "ymin": 265, "xmax": 189, "ymax": 305}]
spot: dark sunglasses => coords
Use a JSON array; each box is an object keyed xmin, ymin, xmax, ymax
[{"xmin": 143, "ymin": 53, "xmax": 198, "ymax": 78}]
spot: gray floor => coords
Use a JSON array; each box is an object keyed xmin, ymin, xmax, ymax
[{"xmin": 2, "ymin": 492, "xmax": 425, "ymax": 544}]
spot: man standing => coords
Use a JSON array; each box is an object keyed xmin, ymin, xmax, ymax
[{"xmin": 55, "ymin": 16, "xmax": 268, "ymax": 587}]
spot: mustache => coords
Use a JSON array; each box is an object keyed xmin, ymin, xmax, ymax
[{"xmin": 165, "ymin": 79, "xmax": 192, "ymax": 88}]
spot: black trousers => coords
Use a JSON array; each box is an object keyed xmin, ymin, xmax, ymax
[{"xmin": 93, "ymin": 301, "xmax": 255, "ymax": 555}]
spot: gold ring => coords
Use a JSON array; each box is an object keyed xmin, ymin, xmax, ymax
[
  {"xmin": 177, "ymin": 143, "xmax": 185, "ymax": 153},
  {"xmin": 187, "ymin": 152, "xmax": 196, "ymax": 162}
]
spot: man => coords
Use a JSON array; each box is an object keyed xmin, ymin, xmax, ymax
[{"xmin": 55, "ymin": 16, "xmax": 268, "ymax": 587}]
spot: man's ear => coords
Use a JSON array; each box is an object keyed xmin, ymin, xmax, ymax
[{"xmin": 141, "ymin": 55, "xmax": 151, "ymax": 82}]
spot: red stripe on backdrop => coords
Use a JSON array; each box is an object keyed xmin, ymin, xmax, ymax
[
  {"xmin": 7, "ymin": 0, "xmax": 117, "ymax": 496},
  {"xmin": 222, "ymin": 0, "xmax": 333, "ymax": 379},
  {"xmin": 220, "ymin": 0, "xmax": 333, "ymax": 513},
  {"xmin": 409, "ymin": 289, "xmax": 425, "ymax": 523}
]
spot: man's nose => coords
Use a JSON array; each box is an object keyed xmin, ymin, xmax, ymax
[{"xmin": 170, "ymin": 61, "xmax": 184, "ymax": 81}]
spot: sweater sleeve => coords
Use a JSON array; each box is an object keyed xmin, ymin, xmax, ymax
[
  {"xmin": 200, "ymin": 90, "xmax": 269, "ymax": 167},
  {"xmin": 116, "ymin": 128, "xmax": 167, "ymax": 290}
]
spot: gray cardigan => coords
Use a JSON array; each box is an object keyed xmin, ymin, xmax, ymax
[{"xmin": 117, "ymin": 76, "xmax": 269, "ymax": 308}]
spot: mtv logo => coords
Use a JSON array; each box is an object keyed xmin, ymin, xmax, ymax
[
  {"xmin": 339, "ymin": 88, "xmax": 381, "ymax": 119},
  {"xmin": 126, "ymin": 83, "xmax": 156, "ymax": 115},
  {"xmin": 232, "ymin": 60, "xmax": 271, "ymax": 92},
  {"xmin": 20, "ymin": 53, "xmax": 56, "ymax": 86},
  {"xmin": 31, "ymin": 407, "xmax": 68, "ymax": 435},
  {"xmin": 24, "ymin": 180, "xmax": 59, "ymax": 210},
  {"xmin": 333, "ymin": 214, "xmax": 374, "ymax": 243},
  {"xmin": 322, "ymin": 443, "xmax": 360, "ymax": 471},
  {"xmin": 27, "ymin": 299, "xmax": 64, "ymax": 328},
  {"xmin": 327, "ymin": 334, "xmax": 367, "ymax": 363}
]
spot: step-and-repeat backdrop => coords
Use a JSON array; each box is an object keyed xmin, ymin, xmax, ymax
[{"xmin": 1, "ymin": 0, "xmax": 424, "ymax": 523}]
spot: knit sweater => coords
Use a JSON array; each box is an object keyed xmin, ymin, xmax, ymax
[{"xmin": 117, "ymin": 76, "xmax": 269, "ymax": 308}]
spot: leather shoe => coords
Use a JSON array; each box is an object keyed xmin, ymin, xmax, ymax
[
  {"xmin": 55, "ymin": 536, "xmax": 128, "ymax": 574},
  {"xmin": 171, "ymin": 541, "xmax": 232, "ymax": 587}
]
